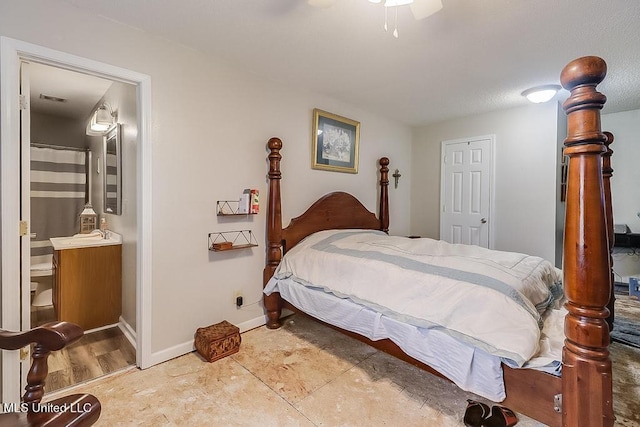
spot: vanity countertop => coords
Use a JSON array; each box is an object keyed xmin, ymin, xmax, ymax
[{"xmin": 50, "ymin": 231, "xmax": 122, "ymax": 250}]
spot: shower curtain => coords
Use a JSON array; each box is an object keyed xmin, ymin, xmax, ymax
[{"xmin": 30, "ymin": 146, "xmax": 87, "ymax": 267}]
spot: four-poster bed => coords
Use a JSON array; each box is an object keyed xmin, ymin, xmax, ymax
[{"xmin": 263, "ymin": 56, "xmax": 614, "ymax": 426}]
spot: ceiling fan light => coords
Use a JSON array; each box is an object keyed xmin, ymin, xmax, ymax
[
  {"xmin": 522, "ymin": 85, "xmax": 561, "ymax": 103},
  {"xmin": 385, "ymin": 0, "xmax": 414, "ymax": 7}
]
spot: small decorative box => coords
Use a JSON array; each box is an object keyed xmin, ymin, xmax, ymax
[
  {"xmin": 195, "ymin": 320, "xmax": 241, "ymax": 362},
  {"xmin": 212, "ymin": 241, "xmax": 233, "ymax": 251}
]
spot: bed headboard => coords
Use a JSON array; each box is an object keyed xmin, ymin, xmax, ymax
[{"xmin": 280, "ymin": 191, "xmax": 382, "ymax": 253}]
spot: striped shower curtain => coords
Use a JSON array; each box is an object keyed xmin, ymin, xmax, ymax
[{"xmin": 30, "ymin": 146, "xmax": 87, "ymax": 266}]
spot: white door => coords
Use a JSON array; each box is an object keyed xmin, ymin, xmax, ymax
[{"xmin": 440, "ymin": 136, "xmax": 493, "ymax": 247}]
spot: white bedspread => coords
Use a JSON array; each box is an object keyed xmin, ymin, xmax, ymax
[{"xmin": 265, "ymin": 229, "xmax": 563, "ymax": 366}]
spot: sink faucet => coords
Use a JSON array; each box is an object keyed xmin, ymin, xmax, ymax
[{"xmin": 93, "ymin": 229, "xmax": 108, "ymax": 239}]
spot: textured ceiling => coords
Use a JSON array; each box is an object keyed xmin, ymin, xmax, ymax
[{"xmin": 61, "ymin": 0, "xmax": 640, "ymax": 126}]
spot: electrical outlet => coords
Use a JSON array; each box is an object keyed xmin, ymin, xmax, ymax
[{"xmin": 235, "ymin": 291, "xmax": 243, "ymax": 308}]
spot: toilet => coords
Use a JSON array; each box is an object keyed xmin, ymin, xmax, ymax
[
  {"xmin": 32, "ymin": 281, "xmax": 53, "ymax": 307},
  {"xmin": 30, "ymin": 256, "xmax": 53, "ymax": 308},
  {"xmin": 30, "ymin": 256, "xmax": 54, "ymax": 326}
]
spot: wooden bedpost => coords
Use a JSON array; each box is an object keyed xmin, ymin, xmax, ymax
[
  {"xmin": 560, "ymin": 56, "xmax": 614, "ymax": 427},
  {"xmin": 379, "ymin": 157, "xmax": 390, "ymax": 233},
  {"xmin": 603, "ymin": 131, "xmax": 615, "ymax": 332},
  {"xmin": 263, "ymin": 137, "xmax": 283, "ymax": 329}
]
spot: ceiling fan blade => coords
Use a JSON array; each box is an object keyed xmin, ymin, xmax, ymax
[
  {"xmin": 410, "ymin": 0, "xmax": 443, "ymax": 20},
  {"xmin": 308, "ymin": 0, "xmax": 338, "ymax": 8}
]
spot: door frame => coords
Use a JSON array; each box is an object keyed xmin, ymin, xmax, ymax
[
  {"xmin": 439, "ymin": 135, "xmax": 496, "ymax": 248},
  {"xmin": 1, "ymin": 36, "xmax": 153, "ymax": 402}
]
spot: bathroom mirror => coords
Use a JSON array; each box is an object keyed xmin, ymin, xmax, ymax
[{"xmin": 103, "ymin": 124, "xmax": 122, "ymax": 215}]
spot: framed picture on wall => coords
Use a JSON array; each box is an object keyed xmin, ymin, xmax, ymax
[{"xmin": 311, "ymin": 109, "xmax": 360, "ymax": 173}]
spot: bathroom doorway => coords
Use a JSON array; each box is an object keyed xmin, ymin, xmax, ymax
[
  {"xmin": 28, "ymin": 61, "xmax": 137, "ymax": 392},
  {"xmin": 27, "ymin": 62, "xmax": 137, "ymax": 392},
  {"xmin": 1, "ymin": 37, "xmax": 152, "ymax": 402},
  {"xmin": 28, "ymin": 62, "xmax": 113, "ymax": 328}
]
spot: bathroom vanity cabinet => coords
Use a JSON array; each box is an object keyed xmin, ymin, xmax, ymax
[{"xmin": 52, "ymin": 243, "xmax": 122, "ymax": 331}]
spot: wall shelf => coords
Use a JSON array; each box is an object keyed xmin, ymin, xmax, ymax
[
  {"xmin": 216, "ymin": 200, "xmax": 257, "ymax": 216},
  {"xmin": 208, "ymin": 230, "xmax": 258, "ymax": 251}
]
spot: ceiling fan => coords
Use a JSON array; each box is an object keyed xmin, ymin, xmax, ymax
[{"xmin": 307, "ymin": 0, "xmax": 444, "ymax": 21}]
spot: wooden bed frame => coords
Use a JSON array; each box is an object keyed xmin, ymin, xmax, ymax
[{"xmin": 263, "ymin": 56, "xmax": 614, "ymax": 427}]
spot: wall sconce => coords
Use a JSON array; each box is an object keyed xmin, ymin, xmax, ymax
[
  {"xmin": 87, "ymin": 103, "xmax": 116, "ymax": 135},
  {"xmin": 521, "ymin": 85, "xmax": 562, "ymax": 104}
]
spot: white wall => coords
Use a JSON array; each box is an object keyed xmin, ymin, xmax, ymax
[
  {"xmin": 0, "ymin": 1, "xmax": 412, "ymax": 361},
  {"xmin": 412, "ymin": 102, "xmax": 560, "ymax": 262},
  {"xmin": 602, "ymin": 109, "xmax": 640, "ymax": 232},
  {"xmin": 86, "ymin": 81, "xmax": 138, "ymax": 331},
  {"xmin": 105, "ymin": 81, "xmax": 138, "ymax": 331}
]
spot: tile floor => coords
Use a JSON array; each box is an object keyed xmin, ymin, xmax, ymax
[{"xmin": 50, "ymin": 309, "xmax": 640, "ymax": 427}]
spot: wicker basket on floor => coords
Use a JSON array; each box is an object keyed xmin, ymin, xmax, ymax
[{"xmin": 195, "ymin": 320, "xmax": 241, "ymax": 362}]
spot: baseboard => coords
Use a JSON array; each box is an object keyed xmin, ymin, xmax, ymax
[
  {"xmin": 118, "ymin": 316, "xmax": 137, "ymax": 350},
  {"xmin": 84, "ymin": 323, "xmax": 119, "ymax": 334},
  {"xmin": 148, "ymin": 314, "xmax": 268, "ymax": 367}
]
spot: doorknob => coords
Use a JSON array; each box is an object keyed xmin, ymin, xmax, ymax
[{"xmin": 480, "ymin": 218, "xmax": 487, "ymax": 224}]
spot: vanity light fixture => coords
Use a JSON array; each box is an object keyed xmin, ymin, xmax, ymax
[
  {"xmin": 89, "ymin": 103, "xmax": 116, "ymax": 132},
  {"xmin": 91, "ymin": 104, "xmax": 115, "ymax": 131},
  {"xmin": 86, "ymin": 103, "xmax": 117, "ymax": 136},
  {"xmin": 522, "ymin": 85, "xmax": 562, "ymax": 104}
]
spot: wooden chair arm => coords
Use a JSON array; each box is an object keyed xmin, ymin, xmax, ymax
[
  {"xmin": 0, "ymin": 321, "xmax": 83, "ymax": 352},
  {"xmin": 0, "ymin": 321, "xmax": 84, "ymax": 406},
  {"xmin": 0, "ymin": 322, "xmax": 101, "ymax": 426}
]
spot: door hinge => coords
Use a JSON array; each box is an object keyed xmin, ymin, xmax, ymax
[
  {"xmin": 554, "ymin": 394, "xmax": 562, "ymax": 413},
  {"xmin": 19, "ymin": 220, "xmax": 28, "ymax": 236},
  {"xmin": 19, "ymin": 94, "xmax": 28, "ymax": 110},
  {"xmin": 20, "ymin": 346, "xmax": 29, "ymax": 361}
]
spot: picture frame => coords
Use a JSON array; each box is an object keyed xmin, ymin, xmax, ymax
[{"xmin": 312, "ymin": 109, "xmax": 360, "ymax": 173}]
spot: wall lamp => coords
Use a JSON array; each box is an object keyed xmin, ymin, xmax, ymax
[
  {"xmin": 87, "ymin": 103, "xmax": 116, "ymax": 135},
  {"xmin": 90, "ymin": 103, "xmax": 116, "ymax": 131},
  {"xmin": 522, "ymin": 85, "xmax": 562, "ymax": 104}
]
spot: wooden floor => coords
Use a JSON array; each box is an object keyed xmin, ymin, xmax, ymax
[
  {"xmin": 30, "ymin": 293, "xmax": 136, "ymax": 393},
  {"xmin": 43, "ymin": 326, "xmax": 136, "ymax": 393}
]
